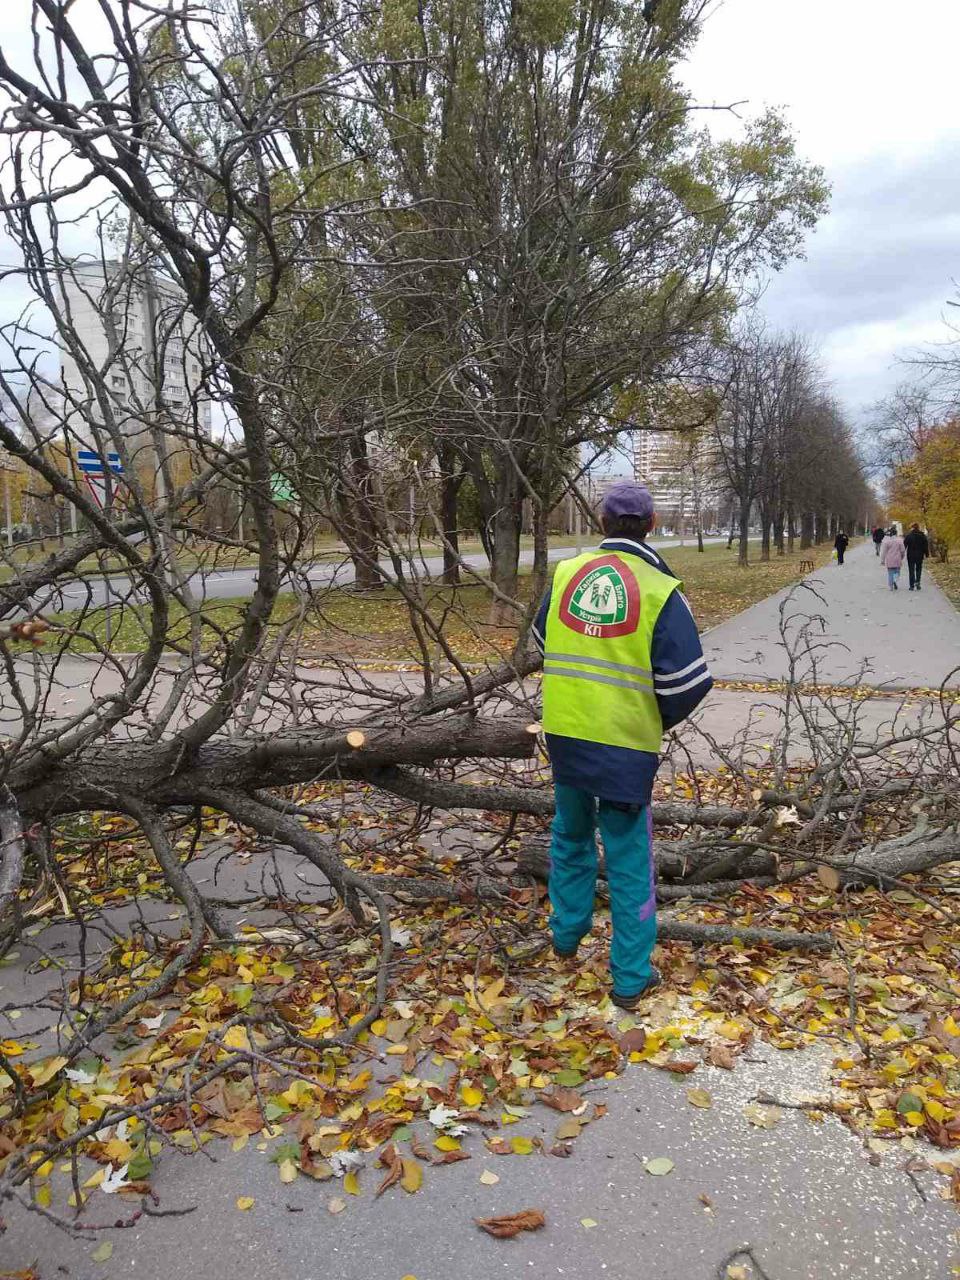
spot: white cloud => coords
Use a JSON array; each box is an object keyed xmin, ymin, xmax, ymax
[{"xmin": 683, "ymin": 0, "xmax": 960, "ymax": 417}]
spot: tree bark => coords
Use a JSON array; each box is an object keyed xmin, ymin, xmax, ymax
[
  {"xmin": 516, "ymin": 842, "xmax": 832, "ymax": 950},
  {"xmin": 12, "ymin": 716, "xmax": 539, "ymax": 819},
  {"xmin": 488, "ymin": 480, "xmax": 523, "ymax": 625},
  {"xmin": 738, "ymin": 502, "xmax": 750, "ymax": 567},
  {"xmin": 438, "ymin": 442, "xmax": 463, "ymax": 586},
  {"xmin": 800, "ymin": 510, "xmax": 814, "ymax": 550},
  {"xmin": 335, "ymin": 430, "xmax": 385, "ymax": 590}
]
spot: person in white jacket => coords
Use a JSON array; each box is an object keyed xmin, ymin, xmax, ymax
[{"xmin": 879, "ymin": 528, "xmax": 906, "ymax": 591}]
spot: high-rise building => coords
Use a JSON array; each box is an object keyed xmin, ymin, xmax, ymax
[
  {"xmin": 632, "ymin": 428, "xmax": 683, "ymax": 519},
  {"xmin": 57, "ymin": 260, "xmax": 212, "ymax": 461},
  {"xmin": 632, "ymin": 427, "xmax": 725, "ymax": 532}
]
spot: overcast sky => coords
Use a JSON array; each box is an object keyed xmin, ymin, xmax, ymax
[{"xmin": 683, "ymin": 0, "xmax": 960, "ymax": 423}]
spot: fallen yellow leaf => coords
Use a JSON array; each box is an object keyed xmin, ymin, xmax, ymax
[{"xmin": 401, "ymin": 1158, "xmax": 423, "ymax": 1193}]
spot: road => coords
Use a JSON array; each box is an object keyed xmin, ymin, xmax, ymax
[{"xmin": 21, "ymin": 535, "xmax": 728, "ymax": 611}]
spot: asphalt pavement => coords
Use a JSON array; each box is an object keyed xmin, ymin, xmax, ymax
[
  {"xmin": 6, "ymin": 1033, "xmax": 954, "ymax": 1280},
  {"xmin": 702, "ymin": 539, "xmax": 960, "ymax": 688},
  {"xmin": 18, "ymin": 535, "xmax": 728, "ymax": 611}
]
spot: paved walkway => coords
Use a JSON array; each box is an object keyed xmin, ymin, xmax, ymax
[{"xmin": 702, "ymin": 540, "xmax": 960, "ymax": 688}]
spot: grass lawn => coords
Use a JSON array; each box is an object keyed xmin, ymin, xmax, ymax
[
  {"xmin": 37, "ymin": 537, "xmax": 840, "ymax": 660},
  {"xmin": 929, "ymin": 558, "xmax": 960, "ymax": 611}
]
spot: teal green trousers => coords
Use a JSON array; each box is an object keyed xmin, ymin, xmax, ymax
[{"xmin": 548, "ymin": 784, "xmax": 657, "ymax": 998}]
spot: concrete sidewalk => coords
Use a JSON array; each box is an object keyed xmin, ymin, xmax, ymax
[{"xmin": 702, "ymin": 540, "xmax": 960, "ymax": 688}]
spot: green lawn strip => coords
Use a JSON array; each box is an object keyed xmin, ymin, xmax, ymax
[
  {"xmin": 37, "ymin": 538, "xmax": 841, "ymax": 658},
  {"xmin": 929, "ymin": 558, "xmax": 960, "ymax": 611}
]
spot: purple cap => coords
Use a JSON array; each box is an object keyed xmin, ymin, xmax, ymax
[{"xmin": 600, "ymin": 481, "xmax": 654, "ymax": 521}]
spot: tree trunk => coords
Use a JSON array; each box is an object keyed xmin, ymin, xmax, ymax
[
  {"xmin": 787, "ymin": 503, "xmax": 796, "ymax": 554},
  {"xmin": 738, "ymin": 501, "xmax": 750, "ymax": 567},
  {"xmin": 438, "ymin": 445, "xmax": 463, "ymax": 587},
  {"xmin": 774, "ymin": 509, "xmax": 785, "ymax": 556},
  {"xmin": 529, "ymin": 497, "xmax": 550, "ymax": 606},
  {"xmin": 13, "ymin": 714, "xmax": 540, "ymax": 818},
  {"xmin": 800, "ymin": 510, "xmax": 813, "ymax": 550},
  {"xmin": 335, "ymin": 431, "xmax": 385, "ymax": 590},
  {"xmin": 488, "ymin": 471, "xmax": 523, "ymax": 625},
  {"xmin": 760, "ymin": 510, "xmax": 772, "ymax": 562}
]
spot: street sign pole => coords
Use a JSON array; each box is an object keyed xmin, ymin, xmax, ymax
[
  {"xmin": 76, "ymin": 449, "xmax": 125, "ymax": 648},
  {"xmin": 2, "ymin": 467, "xmax": 11, "ymax": 550}
]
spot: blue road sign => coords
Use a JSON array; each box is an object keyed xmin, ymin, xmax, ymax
[{"xmin": 77, "ymin": 449, "xmax": 123, "ymax": 475}]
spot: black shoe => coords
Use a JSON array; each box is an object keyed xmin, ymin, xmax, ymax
[
  {"xmin": 553, "ymin": 942, "xmax": 578, "ymax": 960},
  {"xmin": 611, "ymin": 967, "xmax": 662, "ymax": 1011},
  {"xmin": 910, "ymin": 586, "xmax": 914, "ymax": 591}
]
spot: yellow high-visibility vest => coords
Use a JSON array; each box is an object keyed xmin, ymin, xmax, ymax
[{"xmin": 542, "ymin": 550, "xmax": 680, "ymax": 752}]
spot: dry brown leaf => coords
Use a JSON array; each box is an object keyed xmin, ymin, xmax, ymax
[
  {"xmin": 706, "ymin": 1043, "xmax": 738, "ymax": 1070},
  {"xmin": 540, "ymin": 1087, "xmax": 583, "ymax": 1113},
  {"xmin": 376, "ymin": 1143, "xmax": 402, "ymax": 1197},
  {"xmin": 817, "ymin": 865, "xmax": 842, "ymax": 891},
  {"xmin": 618, "ymin": 1027, "xmax": 647, "ymax": 1054},
  {"xmin": 435, "ymin": 1149, "xmax": 471, "ymax": 1165},
  {"xmin": 410, "ymin": 1135, "xmax": 433, "ymax": 1162},
  {"xmin": 475, "ymin": 1209, "xmax": 546, "ymax": 1239}
]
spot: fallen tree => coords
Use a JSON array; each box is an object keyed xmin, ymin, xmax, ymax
[{"xmin": 1, "ymin": 2, "xmax": 959, "ymax": 1245}]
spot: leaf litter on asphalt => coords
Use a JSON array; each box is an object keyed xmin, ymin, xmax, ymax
[{"xmin": 8, "ymin": 769, "xmax": 960, "ymax": 1222}]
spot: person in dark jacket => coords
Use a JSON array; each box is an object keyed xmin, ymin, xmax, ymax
[
  {"xmin": 904, "ymin": 523, "xmax": 929, "ymax": 591},
  {"xmin": 872, "ymin": 525, "xmax": 885, "ymax": 556},
  {"xmin": 834, "ymin": 529, "xmax": 849, "ymax": 565}
]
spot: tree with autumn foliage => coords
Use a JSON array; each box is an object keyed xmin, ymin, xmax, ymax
[{"xmin": 889, "ymin": 418, "xmax": 960, "ymax": 553}]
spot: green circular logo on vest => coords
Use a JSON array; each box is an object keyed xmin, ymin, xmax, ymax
[{"xmin": 558, "ymin": 555, "xmax": 641, "ymax": 638}]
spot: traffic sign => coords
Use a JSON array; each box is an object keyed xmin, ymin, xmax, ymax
[
  {"xmin": 75, "ymin": 448, "xmax": 124, "ymax": 510},
  {"xmin": 77, "ymin": 449, "xmax": 123, "ymax": 475},
  {"xmin": 270, "ymin": 471, "xmax": 296, "ymax": 503}
]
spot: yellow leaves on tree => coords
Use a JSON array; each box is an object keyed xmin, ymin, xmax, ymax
[{"xmin": 889, "ymin": 419, "xmax": 960, "ymax": 547}]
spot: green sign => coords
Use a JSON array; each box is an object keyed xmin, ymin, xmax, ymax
[
  {"xmin": 567, "ymin": 564, "xmax": 629, "ymax": 626},
  {"xmin": 270, "ymin": 472, "xmax": 296, "ymax": 503}
]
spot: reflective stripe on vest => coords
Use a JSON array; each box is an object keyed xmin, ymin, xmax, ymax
[{"xmin": 542, "ymin": 551, "xmax": 680, "ymax": 752}]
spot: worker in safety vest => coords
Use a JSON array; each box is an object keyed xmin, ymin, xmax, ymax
[{"xmin": 532, "ymin": 482, "xmax": 713, "ymax": 1009}]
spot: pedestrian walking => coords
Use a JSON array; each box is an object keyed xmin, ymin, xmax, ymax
[
  {"xmin": 834, "ymin": 529, "xmax": 849, "ymax": 565},
  {"xmin": 879, "ymin": 526, "xmax": 906, "ymax": 591},
  {"xmin": 872, "ymin": 525, "xmax": 885, "ymax": 556},
  {"xmin": 532, "ymin": 482, "xmax": 712, "ymax": 1010},
  {"xmin": 903, "ymin": 522, "xmax": 929, "ymax": 592}
]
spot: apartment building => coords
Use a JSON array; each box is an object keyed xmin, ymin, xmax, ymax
[
  {"xmin": 57, "ymin": 260, "xmax": 212, "ymax": 461},
  {"xmin": 632, "ymin": 428, "xmax": 683, "ymax": 520},
  {"xmin": 631, "ymin": 428, "xmax": 725, "ymax": 533}
]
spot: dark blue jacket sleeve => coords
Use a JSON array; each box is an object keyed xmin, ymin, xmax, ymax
[
  {"xmin": 652, "ymin": 590, "xmax": 713, "ymax": 730},
  {"xmin": 531, "ymin": 586, "xmax": 551, "ymax": 657}
]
